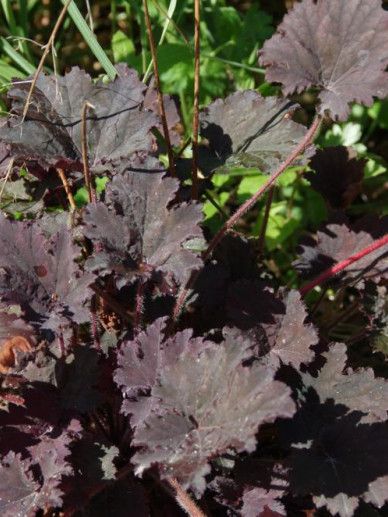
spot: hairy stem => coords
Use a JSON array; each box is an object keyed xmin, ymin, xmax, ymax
[
  {"xmin": 191, "ymin": 0, "xmax": 201, "ymax": 200},
  {"xmin": 56, "ymin": 167, "xmax": 76, "ymax": 210},
  {"xmin": 172, "ymin": 115, "xmax": 321, "ymax": 320},
  {"xmin": 204, "ymin": 115, "xmax": 321, "ymax": 261},
  {"xmin": 300, "ymin": 234, "xmax": 388, "ymax": 297},
  {"xmin": 22, "ymin": 0, "xmax": 72, "ymax": 121},
  {"xmin": 143, "ymin": 0, "xmax": 176, "ymax": 177},
  {"xmin": 165, "ymin": 477, "xmax": 206, "ymax": 517}
]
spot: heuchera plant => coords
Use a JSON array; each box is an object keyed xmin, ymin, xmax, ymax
[{"xmin": 0, "ymin": 0, "xmax": 387, "ymax": 515}]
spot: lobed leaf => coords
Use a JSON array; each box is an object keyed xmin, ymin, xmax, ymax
[
  {"xmin": 199, "ymin": 90, "xmax": 313, "ymax": 175},
  {"xmin": 302, "ymin": 342, "xmax": 388, "ymax": 423},
  {"xmin": 0, "ymin": 215, "xmax": 94, "ymax": 332},
  {"xmin": 117, "ymin": 319, "xmax": 295, "ymax": 493},
  {"xmin": 83, "ymin": 161, "xmax": 203, "ymax": 288},
  {"xmin": 0, "ymin": 66, "xmax": 159, "ymax": 175},
  {"xmin": 259, "ymin": 0, "xmax": 388, "ymax": 120}
]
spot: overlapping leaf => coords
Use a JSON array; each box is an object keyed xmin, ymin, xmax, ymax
[
  {"xmin": 114, "ymin": 318, "xmax": 213, "ymax": 427},
  {"xmin": 242, "ymin": 487, "xmax": 285, "ymax": 517},
  {"xmin": 0, "ymin": 423, "xmax": 78, "ymax": 517},
  {"xmin": 307, "ymin": 147, "xmax": 365, "ymax": 209},
  {"xmin": 302, "ymin": 343, "xmax": 388, "ymax": 423},
  {"xmin": 294, "ymin": 216, "xmax": 388, "ymax": 284},
  {"xmin": 286, "ymin": 409, "xmax": 388, "ymax": 517},
  {"xmin": 83, "ymin": 163, "xmax": 203, "ymax": 287},
  {"xmin": 199, "ymin": 90, "xmax": 313, "ymax": 175},
  {"xmin": 0, "ymin": 215, "xmax": 94, "ymax": 332},
  {"xmin": 0, "ymin": 66, "xmax": 158, "ymax": 175},
  {"xmin": 258, "ymin": 290, "xmax": 318, "ymax": 368},
  {"xmin": 115, "ymin": 319, "xmax": 295, "ymax": 493},
  {"xmin": 259, "ymin": 0, "xmax": 388, "ymax": 120}
]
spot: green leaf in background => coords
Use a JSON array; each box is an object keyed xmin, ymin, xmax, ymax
[
  {"xmin": 264, "ymin": 202, "xmax": 301, "ymax": 250},
  {"xmin": 236, "ymin": 175, "xmax": 267, "ymax": 203},
  {"xmin": 111, "ymin": 30, "xmax": 141, "ymax": 70},
  {"xmin": 368, "ymin": 99, "xmax": 388, "ymax": 130},
  {"xmin": 321, "ymin": 122, "xmax": 363, "ymax": 147}
]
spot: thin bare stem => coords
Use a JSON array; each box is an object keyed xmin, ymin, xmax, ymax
[
  {"xmin": 300, "ymin": 234, "xmax": 388, "ymax": 297},
  {"xmin": 21, "ymin": 0, "xmax": 72, "ymax": 122},
  {"xmin": 191, "ymin": 0, "xmax": 201, "ymax": 200},
  {"xmin": 204, "ymin": 115, "xmax": 321, "ymax": 261},
  {"xmin": 172, "ymin": 115, "xmax": 321, "ymax": 321},
  {"xmin": 257, "ymin": 185, "xmax": 275, "ymax": 254},
  {"xmin": 81, "ymin": 101, "xmax": 96, "ymax": 203},
  {"xmin": 165, "ymin": 477, "xmax": 206, "ymax": 517},
  {"xmin": 143, "ymin": 0, "xmax": 176, "ymax": 177},
  {"xmin": 56, "ymin": 168, "xmax": 76, "ymax": 210}
]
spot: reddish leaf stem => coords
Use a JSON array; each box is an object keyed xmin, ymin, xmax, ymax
[
  {"xmin": 165, "ymin": 477, "xmax": 206, "ymax": 517},
  {"xmin": 56, "ymin": 167, "xmax": 76, "ymax": 210},
  {"xmin": 143, "ymin": 0, "xmax": 176, "ymax": 177},
  {"xmin": 300, "ymin": 234, "xmax": 388, "ymax": 297},
  {"xmin": 191, "ymin": 0, "xmax": 201, "ymax": 200},
  {"xmin": 203, "ymin": 115, "xmax": 321, "ymax": 261},
  {"xmin": 172, "ymin": 115, "xmax": 321, "ymax": 321}
]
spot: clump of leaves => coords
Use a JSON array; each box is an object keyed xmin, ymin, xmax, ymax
[{"xmin": 0, "ymin": 1, "xmax": 387, "ymax": 516}]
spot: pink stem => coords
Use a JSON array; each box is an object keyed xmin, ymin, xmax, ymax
[
  {"xmin": 300, "ymin": 234, "xmax": 388, "ymax": 297},
  {"xmin": 172, "ymin": 115, "xmax": 321, "ymax": 321},
  {"xmin": 203, "ymin": 115, "xmax": 321, "ymax": 261}
]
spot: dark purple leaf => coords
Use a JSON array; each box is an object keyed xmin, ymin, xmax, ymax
[
  {"xmin": 307, "ymin": 147, "xmax": 365, "ymax": 209},
  {"xmin": 242, "ymin": 487, "xmax": 286, "ymax": 517},
  {"xmin": 0, "ymin": 422, "xmax": 78, "ymax": 516},
  {"xmin": 302, "ymin": 342, "xmax": 388, "ymax": 423},
  {"xmin": 259, "ymin": 290, "xmax": 318, "ymax": 368},
  {"xmin": 0, "ymin": 215, "xmax": 94, "ymax": 332},
  {"xmin": 115, "ymin": 318, "xmax": 213, "ymax": 426},
  {"xmin": 364, "ymin": 475, "xmax": 388, "ymax": 509},
  {"xmin": 287, "ymin": 411, "xmax": 388, "ymax": 517},
  {"xmin": 199, "ymin": 91, "xmax": 313, "ymax": 174},
  {"xmin": 21, "ymin": 344, "xmax": 102, "ymax": 413},
  {"xmin": 226, "ymin": 280, "xmax": 284, "ymax": 331},
  {"xmin": 83, "ymin": 165, "xmax": 203, "ymax": 287},
  {"xmin": 0, "ymin": 66, "xmax": 158, "ymax": 175},
  {"xmin": 259, "ymin": 0, "xmax": 388, "ymax": 120},
  {"xmin": 0, "ymin": 452, "xmax": 38, "ymax": 517},
  {"xmin": 122, "ymin": 320, "xmax": 294, "ymax": 493}
]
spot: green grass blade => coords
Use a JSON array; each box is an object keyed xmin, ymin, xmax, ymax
[
  {"xmin": 60, "ymin": 0, "xmax": 116, "ymax": 79},
  {"xmin": 0, "ymin": 58, "xmax": 24, "ymax": 81},
  {"xmin": 1, "ymin": 0, "xmax": 17, "ymax": 33},
  {"xmin": 1, "ymin": 0, "xmax": 32, "ymax": 58},
  {"xmin": 0, "ymin": 37, "xmax": 35, "ymax": 74},
  {"xmin": 203, "ymin": 53, "xmax": 265, "ymax": 74}
]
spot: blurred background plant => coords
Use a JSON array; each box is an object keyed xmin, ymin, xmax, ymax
[{"xmin": 0, "ymin": 0, "xmax": 387, "ymax": 286}]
